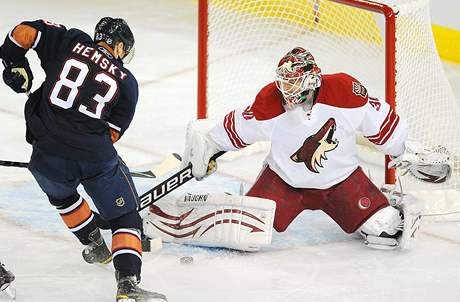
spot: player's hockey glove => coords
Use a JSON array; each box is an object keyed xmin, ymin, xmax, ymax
[
  {"xmin": 2, "ymin": 57, "xmax": 33, "ymax": 94},
  {"xmin": 389, "ymin": 140, "xmax": 452, "ymax": 183}
]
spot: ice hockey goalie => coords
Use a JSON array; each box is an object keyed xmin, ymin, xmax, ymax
[{"xmin": 150, "ymin": 47, "xmax": 452, "ymax": 251}]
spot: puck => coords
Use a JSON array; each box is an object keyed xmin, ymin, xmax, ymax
[{"xmin": 180, "ymin": 256, "xmax": 193, "ymax": 265}]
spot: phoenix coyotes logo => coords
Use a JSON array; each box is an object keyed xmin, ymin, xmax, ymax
[{"xmin": 291, "ymin": 118, "xmax": 339, "ymax": 173}]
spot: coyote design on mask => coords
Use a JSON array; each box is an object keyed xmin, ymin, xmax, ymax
[{"xmin": 291, "ymin": 118, "xmax": 339, "ymax": 173}]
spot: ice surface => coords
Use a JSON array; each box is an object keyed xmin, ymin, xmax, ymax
[{"xmin": 0, "ymin": 1, "xmax": 459, "ymax": 301}]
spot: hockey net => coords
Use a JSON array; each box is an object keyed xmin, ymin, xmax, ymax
[{"xmin": 198, "ymin": 0, "xmax": 460, "ymax": 220}]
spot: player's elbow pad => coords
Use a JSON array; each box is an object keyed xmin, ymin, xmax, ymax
[{"xmin": 110, "ymin": 129, "xmax": 121, "ymax": 143}]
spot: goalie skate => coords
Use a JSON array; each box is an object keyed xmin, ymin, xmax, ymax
[
  {"xmin": 360, "ymin": 186, "xmax": 422, "ymax": 250},
  {"xmin": 116, "ymin": 276, "xmax": 167, "ymax": 302}
]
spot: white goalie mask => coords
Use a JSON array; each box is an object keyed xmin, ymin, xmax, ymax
[{"xmin": 275, "ymin": 47, "xmax": 322, "ymax": 108}]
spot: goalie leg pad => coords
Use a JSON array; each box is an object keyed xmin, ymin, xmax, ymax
[
  {"xmin": 359, "ymin": 206, "xmax": 402, "ymax": 250},
  {"xmin": 398, "ymin": 202, "xmax": 422, "ymax": 249},
  {"xmin": 143, "ymin": 194, "xmax": 276, "ymax": 251}
]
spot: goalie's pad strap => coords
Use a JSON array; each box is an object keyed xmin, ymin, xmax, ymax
[
  {"xmin": 398, "ymin": 203, "xmax": 422, "ymax": 250},
  {"xmin": 143, "ymin": 194, "xmax": 276, "ymax": 251},
  {"xmin": 361, "ymin": 233, "xmax": 399, "ymax": 250}
]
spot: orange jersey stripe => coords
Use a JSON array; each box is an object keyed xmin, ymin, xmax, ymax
[
  {"xmin": 110, "ymin": 128, "xmax": 120, "ymax": 143},
  {"xmin": 60, "ymin": 200, "xmax": 92, "ymax": 229},
  {"xmin": 112, "ymin": 232, "xmax": 142, "ymax": 255},
  {"xmin": 12, "ymin": 24, "xmax": 38, "ymax": 49}
]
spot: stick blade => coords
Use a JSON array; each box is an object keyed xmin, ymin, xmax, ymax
[{"xmin": 150, "ymin": 153, "xmax": 182, "ymax": 177}]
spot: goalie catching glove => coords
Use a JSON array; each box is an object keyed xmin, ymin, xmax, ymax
[{"xmin": 389, "ymin": 140, "xmax": 452, "ymax": 183}]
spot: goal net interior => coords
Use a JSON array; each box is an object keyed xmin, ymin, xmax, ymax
[{"xmin": 198, "ymin": 0, "xmax": 460, "ymax": 220}]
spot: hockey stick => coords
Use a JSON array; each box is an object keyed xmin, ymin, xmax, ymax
[
  {"xmin": 0, "ymin": 160, "xmax": 28, "ymax": 168},
  {"xmin": 137, "ymin": 151, "xmax": 226, "ymax": 211},
  {"xmin": 0, "ymin": 153, "xmax": 182, "ymax": 179},
  {"xmin": 129, "ymin": 153, "xmax": 182, "ymax": 179},
  {"xmin": 0, "ymin": 92, "xmax": 32, "ymax": 169}
]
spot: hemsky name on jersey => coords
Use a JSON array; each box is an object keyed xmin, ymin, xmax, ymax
[{"xmin": 72, "ymin": 42, "xmax": 128, "ymax": 80}]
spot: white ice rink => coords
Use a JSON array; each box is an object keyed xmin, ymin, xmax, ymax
[{"xmin": 0, "ymin": 1, "xmax": 459, "ymax": 301}]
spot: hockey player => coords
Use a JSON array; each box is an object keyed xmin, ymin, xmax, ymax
[
  {"xmin": 0, "ymin": 18, "xmax": 166, "ymax": 301},
  {"xmin": 176, "ymin": 47, "xmax": 452, "ymax": 250}
]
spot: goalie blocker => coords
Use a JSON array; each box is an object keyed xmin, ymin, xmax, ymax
[{"xmin": 143, "ymin": 193, "xmax": 276, "ymax": 251}]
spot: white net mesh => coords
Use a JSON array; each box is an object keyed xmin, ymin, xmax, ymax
[
  {"xmin": 202, "ymin": 0, "xmax": 460, "ymax": 217},
  {"xmin": 205, "ymin": 0, "xmax": 387, "ymax": 116}
]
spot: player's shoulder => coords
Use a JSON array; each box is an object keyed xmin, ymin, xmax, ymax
[
  {"xmin": 316, "ymin": 73, "xmax": 368, "ymax": 109},
  {"xmin": 22, "ymin": 19, "xmax": 67, "ymax": 31},
  {"xmin": 47, "ymin": 25, "xmax": 93, "ymax": 53},
  {"xmin": 20, "ymin": 20, "xmax": 95, "ymax": 48},
  {"xmin": 66, "ymin": 28, "xmax": 93, "ymax": 44},
  {"xmin": 249, "ymin": 82, "xmax": 285, "ymax": 120}
]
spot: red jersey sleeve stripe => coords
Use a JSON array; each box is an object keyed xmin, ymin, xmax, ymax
[
  {"xmin": 224, "ymin": 112, "xmax": 239, "ymax": 148},
  {"xmin": 229, "ymin": 111, "xmax": 249, "ymax": 148},
  {"xmin": 223, "ymin": 111, "xmax": 248, "ymax": 149},
  {"xmin": 374, "ymin": 115, "xmax": 400, "ymax": 145},
  {"xmin": 366, "ymin": 108, "xmax": 393, "ymax": 139},
  {"xmin": 367, "ymin": 109, "xmax": 400, "ymax": 145}
]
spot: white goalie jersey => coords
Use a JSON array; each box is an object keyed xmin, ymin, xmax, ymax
[{"xmin": 210, "ymin": 73, "xmax": 409, "ymax": 189}]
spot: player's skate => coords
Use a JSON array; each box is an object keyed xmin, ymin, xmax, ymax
[
  {"xmin": 116, "ymin": 275, "xmax": 167, "ymax": 302},
  {"xmin": 0, "ymin": 262, "xmax": 15, "ymax": 291},
  {"xmin": 82, "ymin": 229, "xmax": 112, "ymax": 264},
  {"xmin": 0, "ymin": 262, "xmax": 16, "ymax": 299}
]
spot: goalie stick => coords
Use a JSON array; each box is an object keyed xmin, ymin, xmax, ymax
[
  {"xmin": 0, "ymin": 153, "xmax": 182, "ymax": 179},
  {"xmin": 137, "ymin": 151, "xmax": 226, "ymax": 211}
]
